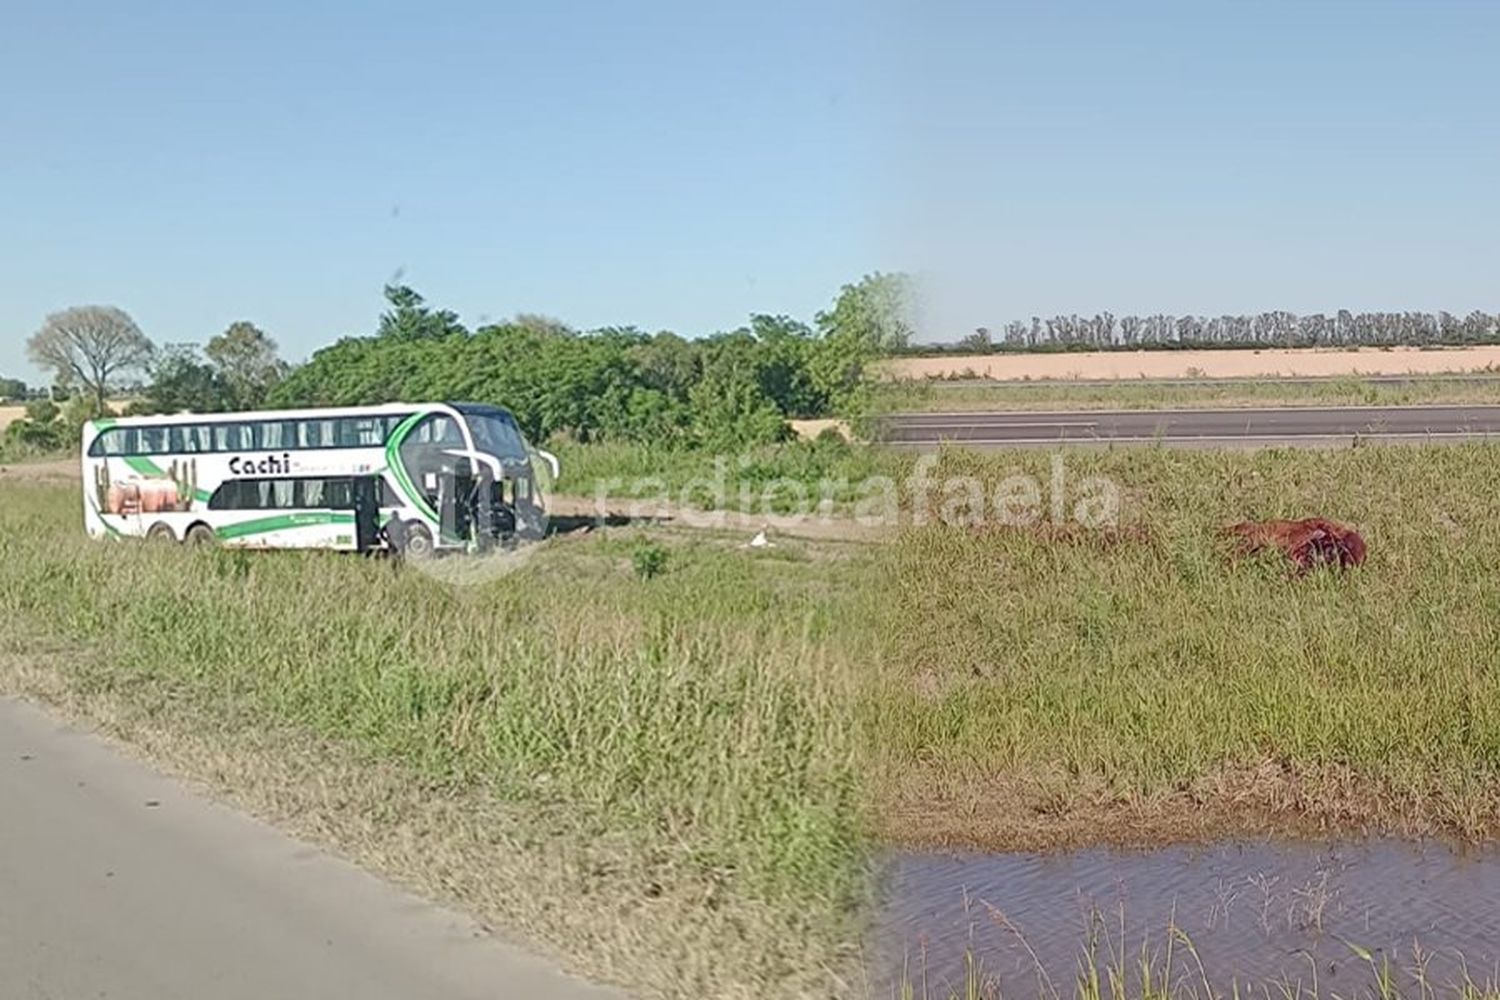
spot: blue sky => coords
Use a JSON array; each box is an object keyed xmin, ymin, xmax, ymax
[
  {"xmin": 1, "ymin": 1, "xmax": 885, "ymax": 380},
  {"xmin": 4, "ymin": 2, "xmax": 1497, "ymax": 382},
  {"xmin": 887, "ymin": 2, "xmax": 1500, "ymax": 336}
]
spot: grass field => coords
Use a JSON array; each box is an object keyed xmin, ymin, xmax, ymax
[
  {"xmin": 7, "ymin": 439, "xmax": 1500, "ymax": 997},
  {"xmin": 875, "ymin": 444, "xmax": 1500, "ymax": 850},
  {"xmin": 0, "ymin": 479, "xmax": 880, "ymax": 999},
  {"xmin": 874, "ymin": 375, "xmax": 1500, "ymax": 414}
]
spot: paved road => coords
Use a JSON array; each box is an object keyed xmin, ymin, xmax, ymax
[
  {"xmin": 0, "ymin": 697, "xmax": 621, "ymax": 1000},
  {"xmin": 877, "ymin": 404, "xmax": 1500, "ymax": 448}
]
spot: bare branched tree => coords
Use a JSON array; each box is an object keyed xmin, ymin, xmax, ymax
[{"xmin": 27, "ymin": 306, "xmax": 153, "ymax": 410}]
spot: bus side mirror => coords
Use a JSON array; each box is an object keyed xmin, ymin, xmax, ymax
[{"xmin": 534, "ymin": 449, "xmax": 560, "ymax": 482}]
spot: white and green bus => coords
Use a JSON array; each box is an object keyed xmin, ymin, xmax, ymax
[{"xmin": 81, "ymin": 402, "xmax": 558, "ymax": 556}]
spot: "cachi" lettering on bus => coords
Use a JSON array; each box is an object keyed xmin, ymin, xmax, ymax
[{"xmin": 228, "ymin": 453, "xmax": 293, "ymax": 476}]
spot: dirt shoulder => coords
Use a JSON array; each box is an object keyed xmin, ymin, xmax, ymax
[
  {"xmin": 875, "ymin": 761, "xmax": 1492, "ymax": 856},
  {"xmin": 547, "ymin": 494, "xmax": 886, "ymax": 544},
  {"xmin": 0, "ymin": 457, "xmax": 77, "ymax": 482},
  {"xmin": 882, "ymin": 346, "xmax": 1500, "ymax": 382}
]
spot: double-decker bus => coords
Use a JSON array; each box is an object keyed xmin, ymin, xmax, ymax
[{"xmin": 80, "ymin": 402, "xmax": 558, "ymax": 556}]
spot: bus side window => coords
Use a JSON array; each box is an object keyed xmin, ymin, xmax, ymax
[
  {"xmin": 341, "ymin": 418, "xmax": 381, "ymax": 447},
  {"xmin": 302, "ymin": 478, "xmax": 326, "ymax": 507},
  {"xmin": 299, "ymin": 419, "xmax": 335, "ymax": 448},
  {"xmin": 259, "ymin": 421, "xmax": 294, "ymax": 450},
  {"xmin": 139, "ymin": 427, "xmax": 167, "ymax": 454},
  {"xmin": 180, "ymin": 425, "xmax": 210, "ymax": 453},
  {"xmin": 209, "ymin": 481, "xmax": 243, "ymax": 510},
  {"xmin": 322, "ymin": 478, "xmax": 353, "ymax": 508},
  {"xmin": 91, "ymin": 428, "xmax": 120, "ymax": 456},
  {"xmin": 209, "ymin": 423, "xmax": 247, "ymax": 452}
]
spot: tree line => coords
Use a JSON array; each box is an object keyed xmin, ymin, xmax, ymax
[
  {"xmin": 929, "ymin": 309, "xmax": 1500, "ymax": 354},
  {"xmin": 4, "ymin": 273, "xmax": 913, "ymax": 455},
  {"xmin": 267, "ymin": 275, "xmax": 910, "ymax": 448}
]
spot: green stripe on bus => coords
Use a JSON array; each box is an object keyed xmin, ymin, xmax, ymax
[
  {"xmin": 383, "ymin": 412, "xmax": 439, "ymax": 523},
  {"xmin": 85, "ymin": 495, "xmax": 124, "ymax": 537},
  {"xmin": 122, "ymin": 455, "xmax": 163, "ymax": 476},
  {"xmin": 214, "ymin": 512, "xmax": 355, "ymax": 540}
]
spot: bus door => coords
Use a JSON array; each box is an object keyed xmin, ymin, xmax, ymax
[
  {"xmin": 351, "ymin": 476, "xmax": 381, "ymax": 553},
  {"xmin": 439, "ymin": 460, "xmax": 475, "ymax": 545}
]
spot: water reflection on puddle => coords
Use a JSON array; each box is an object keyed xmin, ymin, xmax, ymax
[{"xmin": 878, "ymin": 841, "xmax": 1500, "ymax": 994}]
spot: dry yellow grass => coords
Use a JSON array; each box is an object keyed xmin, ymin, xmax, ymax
[
  {"xmin": 0, "ymin": 405, "xmax": 25, "ymax": 431},
  {"xmin": 881, "ymin": 346, "xmax": 1500, "ymax": 382}
]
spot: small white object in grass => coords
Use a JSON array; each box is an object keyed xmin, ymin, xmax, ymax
[{"xmin": 744, "ymin": 528, "xmax": 774, "ymax": 549}]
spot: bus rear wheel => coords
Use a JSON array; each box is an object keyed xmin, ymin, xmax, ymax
[
  {"xmin": 185, "ymin": 523, "xmax": 217, "ymax": 546},
  {"xmin": 146, "ymin": 522, "xmax": 177, "ymax": 543}
]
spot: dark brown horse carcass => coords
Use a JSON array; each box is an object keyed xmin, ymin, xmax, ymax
[{"xmin": 1226, "ymin": 517, "xmax": 1367, "ymax": 572}]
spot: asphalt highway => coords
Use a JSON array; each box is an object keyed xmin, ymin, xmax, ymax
[
  {"xmin": 0, "ymin": 696, "xmax": 621, "ymax": 1000},
  {"xmin": 877, "ymin": 404, "xmax": 1500, "ymax": 448}
]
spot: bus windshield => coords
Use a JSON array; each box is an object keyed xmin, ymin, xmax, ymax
[{"xmin": 460, "ymin": 408, "xmax": 529, "ymax": 463}]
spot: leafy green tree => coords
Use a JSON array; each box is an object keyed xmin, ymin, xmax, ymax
[
  {"xmin": 1, "ymin": 397, "xmax": 66, "ymax": 454},
  {"xmin": 510, "ymin": 313, "xmax": 575, "ymax": 337},
  {"xmin": 808, "ymin": 272, "xmax": 915, "ymax": 412},
  {"xmin": 25, "ymin": 398, "xmax": 59, "ymax": 424},
  {"xmin": 139, "ymin": 344, "xmax": 234, "ymax": 414},
  {"xmin": 0, "ymin": 377, "xmax": 26, "ymax": 401},
  {"xmin": 815, "ymin": 272, "xmax": 914, "ymax": 353},
  {"xmin": 690, "ymin": 334, "xmax": 792, "ymax": 448},
  {"xmin": 745, "ymin": 314, "xmax": 824, "ymax": 417},
  {"xmin": 271, "ymin": 278, "xmax": 892, "ymax": 447},
  {"xmin": 206, "ymin": 321, "xmax": 288, "ymax": 408},
  {"xmin": 378, "ymin": 285, "xmax": 467, "ymax": 340}
]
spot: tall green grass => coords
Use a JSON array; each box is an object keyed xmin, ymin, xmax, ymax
[
  {"xmin": 0, "ymin": 482, "xmax": 875, "ymax": 997},
  {"xmin": 899, "ymin": 934, "xmax": 1500, "ymax": 1000},
  {"xmin": 9, "ymin": 440, "xmax": 1500, "ymax": 994},
  {"xmin": 879, "ymin": 444, "xmax": 1500, "ymax": 841}
]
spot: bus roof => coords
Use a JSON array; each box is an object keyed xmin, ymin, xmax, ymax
[{"xmin": 89, "ymin": 401, "xmax": 516, "ymax": 427}]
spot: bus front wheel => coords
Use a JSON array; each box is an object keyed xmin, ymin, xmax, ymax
[{"xmin": 401, "ymin": 522, "xmax": 434, "ymax": 560}]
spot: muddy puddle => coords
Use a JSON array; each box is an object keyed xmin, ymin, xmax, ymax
[{"xmin": 877, "ymin": 840, "xmax": 1500, "ymax": 995}]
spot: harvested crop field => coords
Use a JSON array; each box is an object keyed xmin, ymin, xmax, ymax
[{"xmin": 882, "ymin": 345, "xmax": 1500, "ymax": 382}]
